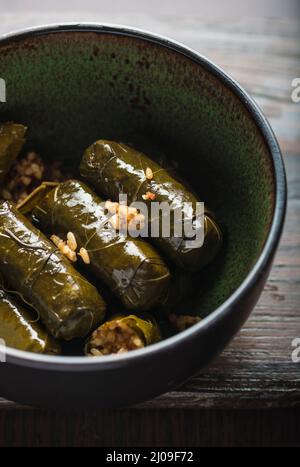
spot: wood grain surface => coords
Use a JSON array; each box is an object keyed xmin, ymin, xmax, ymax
[{"xmin": 0, "ymin": 13, "xmax": 299, "ymax": 446}]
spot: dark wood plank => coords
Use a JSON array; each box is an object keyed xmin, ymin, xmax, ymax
[
  {"xmin": 0, "ymin": 16, "xmax": 299, "ymax": 422},
  {"xmin": 0, "ymin": 408, "xmax": 299, "ymax": 447}
]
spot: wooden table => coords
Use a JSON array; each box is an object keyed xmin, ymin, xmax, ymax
[{"xmin": 0, "ymin": 13, "xmax": 299, "ymax": 447}]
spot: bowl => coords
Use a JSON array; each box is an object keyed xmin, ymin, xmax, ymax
[{"xmin": 0, "ymin": 23, "xmax": 286, "ymax": 409}]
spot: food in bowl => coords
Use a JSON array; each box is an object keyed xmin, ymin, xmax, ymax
[
  {"xmin": 0, "ymin": 285, "xmax": 61, "ymax": 354},
  {"xmin": 32, "ymin": 179, "xmax": 171, "ymax": 311},
  {"xmin": 86, "ymin": 313, "xmax": 161, "ymax": 356},
  {"xmin": 0, "ymin": 120, "xmax": 223, "ymax": 356},
  {"xmin": 0, "ymin": 24, "xmax": 286, "ymax": 408},
  {"xmin": 81, "ymin": 140, "xmax": 222, "ymax": 271},
  {"xmin": 0, "ymin": 200, "xmax": 106, "ymax": 341}
]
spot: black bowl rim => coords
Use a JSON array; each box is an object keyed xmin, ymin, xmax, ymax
[{"xmin": 0, "ymin": 22, "xmax": 287, "ymax": 370}]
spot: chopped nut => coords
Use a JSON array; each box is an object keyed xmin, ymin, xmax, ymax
[
  {"xmin": 50, "ymin": 234, "xmax": 65, "ymax": 248},
  {"xmin": 51, "ymin": 234, "xmax": 77, "ymax": 262},
  {"xmin": 105, "ymin": 200, "xmax": 119, "ymax": 214},
  {"xmin": 67, "ymin": 232, "xmax": 77, "ymax": 251},
  {"xmin": 142, "ymin": 191, "xmax": 156, "ymax": 201},
  {"xmin": 78, "ymin": 247, "xmax": 91, "ymax": 265},
  {"xmin": 61, "ymin": 244, "xmax": 70, "ymax": 256},
  {"xmin": 169, "ymin": 313, "xmax": 201, "ymax": 331},
  {"xmin": 145, "ymin": 167, "xmax": 153, "ymax": 180},
  {"xmin": 66, "ymin": 249, "xmax": 77, "ymax": 263}
]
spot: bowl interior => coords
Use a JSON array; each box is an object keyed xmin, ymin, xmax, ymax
[{"xmin": 0, "ymin": 28, "xmax": 275, "ymax": 317}]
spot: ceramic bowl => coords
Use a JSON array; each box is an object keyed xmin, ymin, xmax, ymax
[{"xmin": 0, "ymin": 24, "xmax": 286, "ymax": 408}]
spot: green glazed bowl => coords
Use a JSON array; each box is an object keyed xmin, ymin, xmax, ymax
[{"xmin": 0, "ymin": 24, "xmax": 286, "ymax": 408}]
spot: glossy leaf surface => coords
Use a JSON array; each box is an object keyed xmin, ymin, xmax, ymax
[{"xmin": 0, "ymin": 201, "xmax": 106, "ymax": 340}]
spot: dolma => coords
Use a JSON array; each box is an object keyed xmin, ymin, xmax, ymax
[
  {"xmin": 86, "ymin": 313, "xmax": 161, "ymax": 356},
  {"xmin": 0, "ymin": 201, "xmax": 106, "ymax": 340},
  {"xmin": 0, "ymin": 122, "xmax": 27, "ymax": 184},
  {"xmin": 80, "ymin": 140, "xmax": 222, "ymax": 271},
  {"xmin": 32, "ymin": 180, "xmax": 171, "ymax": 311},
  {"xmin": 0, "ymin": 286, "xmax": 61, "ymax": 354}
]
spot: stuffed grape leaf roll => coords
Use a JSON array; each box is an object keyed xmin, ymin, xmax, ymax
[
  {"xmin": 0, "ymin": 122, "xmax": 27, "ymax": 184},
  {"xmin": 80, "ymin": 140, "xmax": 222, "ymax": 271},
  {"xmin": 86, "ymin": 313, "xmax": 161, "ymax": 356},
  {"xmin": 0, "ymin": 286, "xmax": 61, "ymax": 354},
  {"xmin": 32, "ymin": 180, "xmax": 171, "ymax": 311},
  {"xmin": 0, "ymin": 201, "xmax": 106, "ymax": 340}
]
